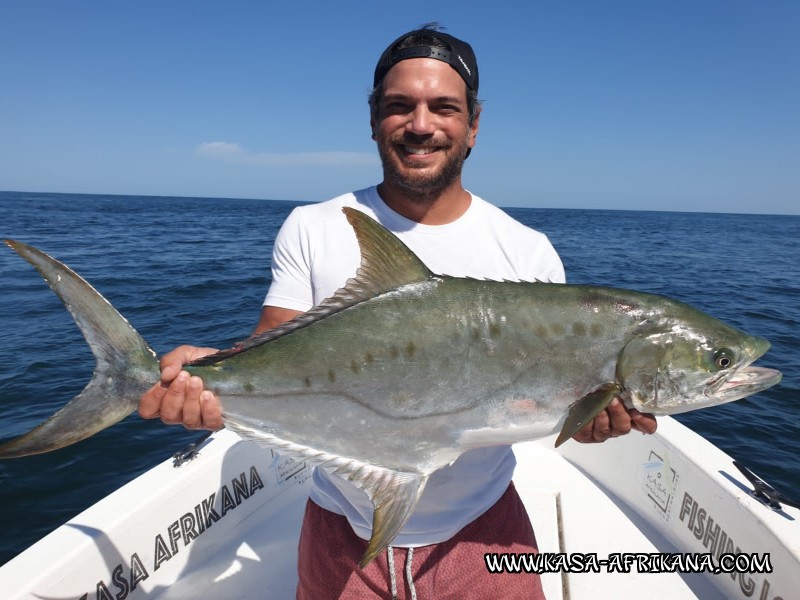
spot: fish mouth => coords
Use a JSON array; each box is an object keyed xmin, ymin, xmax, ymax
[{"xmin": 706, "ymin": 365, "xmax": 782, "ymax": 403}]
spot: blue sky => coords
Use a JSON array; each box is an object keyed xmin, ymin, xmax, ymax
[{"xmin": 1, "ymin": 1, "xmax": 797, "ymax": 214}]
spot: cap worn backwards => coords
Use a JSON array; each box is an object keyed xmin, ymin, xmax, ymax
[{"xmin": 373, "ymin": 29, "xmax": 479, "ymax": 93}]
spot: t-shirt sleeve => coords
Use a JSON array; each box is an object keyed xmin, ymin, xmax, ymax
[
  {"xmin": 511, "ymin": 225, "xmax": 566, "ymax": 285},
  {"xmin": 263, "ymin": 207, "xmax": 316, "ymax": 312},
  {"xmin": 541, "ymin": 238, "xmax": 566, "ymax": 284}
]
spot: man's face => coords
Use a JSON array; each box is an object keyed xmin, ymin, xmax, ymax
[{"xmin": 372, "ymin": 58, "xmax": 480, "ymax": 201}]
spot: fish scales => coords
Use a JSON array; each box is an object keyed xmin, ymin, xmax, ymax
[{"xmin": 196, "ymin": 279, "xmax": 639, "ymax": 471}]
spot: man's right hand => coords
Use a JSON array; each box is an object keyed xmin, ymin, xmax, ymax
[
  {"xmin": 141, "ymin": 307, "xmax": 302, "ymax": 432},
  {"xmin": 138, "ymin": 345, "xmax": 223, "ymax": 431}
]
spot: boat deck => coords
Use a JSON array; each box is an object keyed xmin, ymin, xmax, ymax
[{"xmin": 515, "ymin": 438, "xmax": 722, "ymax": 599}]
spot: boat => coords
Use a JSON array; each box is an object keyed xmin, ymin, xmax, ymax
[{"xmin": 0, "ymin": 415, "xmax": 797, "ymax": 599}]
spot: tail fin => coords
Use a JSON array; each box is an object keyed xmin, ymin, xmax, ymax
[{"xmin": 0, "ymin": 240, "xmax": 158, "ymax": 458}]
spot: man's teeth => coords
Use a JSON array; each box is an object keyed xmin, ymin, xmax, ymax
[{"xmin": 403, "ymin": 146, "xmax": 437, "ymax": 155}]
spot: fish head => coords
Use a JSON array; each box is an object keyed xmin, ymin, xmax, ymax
[{"xmin": 617, "ymin": 309, "xmax": 781, "ymax": 415}]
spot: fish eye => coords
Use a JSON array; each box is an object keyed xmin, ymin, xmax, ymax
[{"xmin": 713, "ymin": 349, "xmax": 735, "ymax": 369}]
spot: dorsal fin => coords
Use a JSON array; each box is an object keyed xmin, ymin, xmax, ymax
[
  {"xmin": 341, "ymin": 206, "xmax": 433, "ymax": 292},
  {"xmin": 191, "ymin": 207, "xmax": 434, "ymax": 365}
]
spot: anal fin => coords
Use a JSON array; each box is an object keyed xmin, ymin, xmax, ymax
[
  {"xmin": 222, "ymin": 413, "xmax": 427, "ymax": 568},
  {"xmin": 331, "ymin": 464, "xmax": 427, "ymax": 568},
  {"xmin": 555, "ymin": 382, "xmax": 621, "ymax": 447}
]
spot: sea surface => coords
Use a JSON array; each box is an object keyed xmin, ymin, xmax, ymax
[{"xmin": 0, "ymin": 190, "xmax": 798, "ymax": 566}]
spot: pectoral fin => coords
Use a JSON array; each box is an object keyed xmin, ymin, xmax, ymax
[{"xmin": 555, "ymin": 382, "xmax": 622, "ymax": 447}]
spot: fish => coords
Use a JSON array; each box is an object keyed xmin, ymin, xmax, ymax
[{"xmin": 0, "ymin": 207, "xmax": 782, "ymax": 567}]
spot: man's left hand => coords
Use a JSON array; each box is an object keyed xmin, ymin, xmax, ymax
[{"xmin": 572, "ymin": 398, "xmax": 657, "ymax": 443}]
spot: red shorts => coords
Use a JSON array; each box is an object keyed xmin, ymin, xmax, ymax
[{"xmin": 296, "ymin": 482, "xmax": 545, "ymax": 599}]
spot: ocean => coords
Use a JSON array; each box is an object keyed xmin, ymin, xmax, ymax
[{"xmin": 0, "ymin": 190, "xmax": 797, "ymax": 566}]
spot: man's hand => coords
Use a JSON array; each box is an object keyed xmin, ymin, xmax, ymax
[
  {"xmin": 138, "ymin": 345, "xmax": 223, "ymax": 431},
  {"xmin": 140, "ymin": 307, "xmax": 301, "ymax": 433},
  {"xmin": 572, "ymin": 398, "xmax": 657, "ymax": 443}
]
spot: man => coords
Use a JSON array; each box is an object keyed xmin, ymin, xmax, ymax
[{"xmin": 140, "ymin": 25, "xmax": 657, "ymax": 599}]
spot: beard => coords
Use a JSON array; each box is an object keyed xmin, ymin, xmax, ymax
[{"xmin": 377, "ymin": 131, "xmax": 470, "ymax": 204}]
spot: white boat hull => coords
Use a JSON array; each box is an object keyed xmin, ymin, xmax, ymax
[{"xmin": 0, "ymin": 417, "xmax": 797, "ymax": 599}]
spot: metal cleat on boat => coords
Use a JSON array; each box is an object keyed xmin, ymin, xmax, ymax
[
  {"xmin": 733, "ymin": 460, "xmax": 800, "ymax": 512},
  {"xmin": 172, "ymin": 431, "xmax": 213, "ymax": 467}
]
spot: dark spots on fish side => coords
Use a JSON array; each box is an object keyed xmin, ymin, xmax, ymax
[
  {"xmin": 535, "ymin": 325, "xmax": 548, "ymax": 338},
  {"xmin": 304, "ymin": 376, "xmax": 312, "ymax": 388},
  {"xmin": 572, "ymin": 323, "xmax": 587, "ymax": 337},
  {"xmin": 243, "ymin": 382, "xmax": 255, "ymax": 393},
  {"xmin": 350, "ymin": 360, "xmax": 360, "ymax": 374},
  {"xmin": 328, "ymin": 370, "xmax": 336, "ymax": 383},
  {"xmin": 488, "ymin": 322, "xmax": 502, "ymax": 339},
  {"xmin": 405, "ymin": 341, "xmax": 416, "ymax": 358},
  {"xmin": 551, "ymin": 323, "xmax": 566, "ymax": 336},
  {"xmin": 390, "ymin": 346, "xmax": 400, "ymax": 359},
  {"xmin": 579, "ymin": 289, "xmax": 608, "ymax": 307},
  {"xmin": 365, "ymin": 352, "xmax": 375, "ymax": 364},
  {"xmin": 590, "ymin": 323, "xmax": 603, "ymax": 337}
]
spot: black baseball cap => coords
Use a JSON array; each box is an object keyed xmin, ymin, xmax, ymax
[{"xmin": 373, "ymin": 28, "xmax": 479, "ymax": 93}]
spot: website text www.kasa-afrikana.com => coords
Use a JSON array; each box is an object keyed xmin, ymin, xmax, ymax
[{"xmin": 484, "ymin": 552, "xmax": 772, "ymax": 575}]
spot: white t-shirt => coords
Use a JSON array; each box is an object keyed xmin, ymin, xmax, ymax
[{"xmin": 264, "ymin": 186, "xmax": 565, "ymax": 547}]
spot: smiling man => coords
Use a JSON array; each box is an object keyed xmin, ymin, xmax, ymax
[
  {"xmin": 139, "ymin": 25, "xmax": 656, "ymax": 598},
  {"xmin": 370, "ymin": 37, "xmax": 479, "ymax": 223}
]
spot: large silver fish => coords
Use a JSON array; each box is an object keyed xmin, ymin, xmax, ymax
[{"xmin": 0, "ymin": 208, "xmax": 781, "ymax": 566}]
